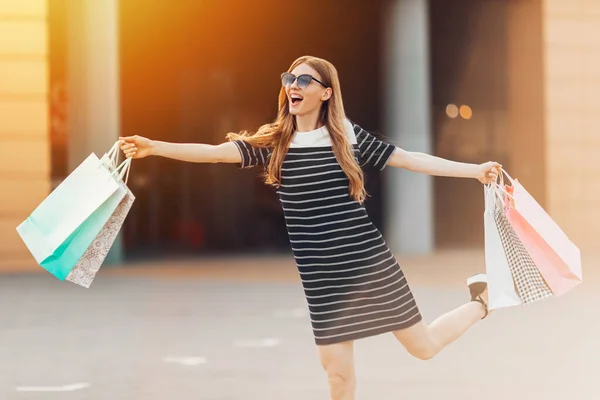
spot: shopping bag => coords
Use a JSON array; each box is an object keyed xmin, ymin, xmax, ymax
[
  {"xmin": 501, "ymin": 170, "xmax": 582, "ymax": 296},
  {"xmin": 16, "ymin": 144, "xmax": 129, "ymax": 279},
  {"xmin": 492, "ymin": 191, "xmax": 553, "ymax": 304},
  {"xmin": 483, "ymin": 185, "xmax": 522, "ymax": 310},
  {"xmin": 36, "ymin": 183, "xmax": 127, "ymax": 280},
  {"xmin": 65, "ymin": 189, "xmax": 135, "ymax": 288},
  {"xmin": 65, "ymin": 148, "xmax": 135, "ymax": 288}
]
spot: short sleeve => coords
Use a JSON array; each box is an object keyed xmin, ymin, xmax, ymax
[
  {"xmin": 232, "ymin": 140, "xmax": 271, "ymax": 169},
  {"xmin": 353, "ymin": 123, "xmax": 396, "ymax": 171}
]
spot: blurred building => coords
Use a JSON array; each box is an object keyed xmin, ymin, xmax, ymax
[
  {"xmin": 1, "ymin": 0, "xmax": 598, "ymax": 272},
  {"xmin": 1, "ymin": 0, "xmax": 51, "ymax": 271}
]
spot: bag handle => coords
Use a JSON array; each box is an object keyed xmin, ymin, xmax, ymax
[
  {"xmin": 492, "ymin": 181, "xmax": 514, "ymax": 201},
  {"xmin": 500, "ymin": 168, "xmax": 516, "ymax": 186},
  {"xmin": 111, "ymin": 157, "xmax": 132, "ymax": 184},
  {"xmin": 485, "ymin": 167, "xmax": 514, "ymax": 208},
  {"xmin": 106, "ymin": 141, "xmax": 121, "ymax": 167},
  {"xmin": 106, "ymin": 140, "xmax": 132, "ymax": 184},
  {"xmin": 488, "ymin": 167, "xmax": 514, "ymax": 201}
]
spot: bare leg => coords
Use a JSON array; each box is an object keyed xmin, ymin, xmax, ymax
[
  {"xmin": 393, "ymin": 287, "xmax": 488, "ymax": 360},
  {"xmin": 317, "ymin": 341, "xmax": 356, "ymax": 400}
]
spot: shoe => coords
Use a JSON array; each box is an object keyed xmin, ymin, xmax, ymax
[{"xmin": 466, "ymin": 273, "xmax": 489, "ymax": 319}]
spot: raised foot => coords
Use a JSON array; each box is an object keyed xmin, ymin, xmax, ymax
[{"xmin": 467, "ymin": 273, "xmax": 489, "ymax": 319}]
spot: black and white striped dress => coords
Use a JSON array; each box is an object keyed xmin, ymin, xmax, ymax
[{"xmin": 233, "ymin": 119, "xmax": 422, "ymax": 345}]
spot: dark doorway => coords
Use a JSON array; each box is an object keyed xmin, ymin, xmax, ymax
[{"xmin": 429, "ymin": 0, "xmax": 511, "ymax": 248}]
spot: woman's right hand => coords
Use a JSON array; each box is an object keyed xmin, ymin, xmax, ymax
[{"xmin": 119, "ymin": 135, "xmax": 155, "ymax": 159}]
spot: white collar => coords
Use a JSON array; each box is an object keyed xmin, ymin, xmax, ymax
[{"xmin": 290, "ymin": 120, "xmax": 357, "ymax": 147}]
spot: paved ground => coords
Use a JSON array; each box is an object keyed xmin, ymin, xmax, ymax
[{"xmin": 0, "ymin": 251, "xmax": 598, "ymax": 399}]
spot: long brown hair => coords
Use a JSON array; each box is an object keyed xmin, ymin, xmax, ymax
[{"xmin": 226, "ymin": 56, "xmax": 366, "ymax": 203}]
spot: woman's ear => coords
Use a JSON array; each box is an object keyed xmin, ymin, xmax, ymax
[{"xmin": 322, "ymin": 88, "xmax": 333, "ymax": 101}]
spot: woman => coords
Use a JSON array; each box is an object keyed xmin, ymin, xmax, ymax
[{"xmin": 120, "ymin": 55, "xmax": 500, "ymax": 400}]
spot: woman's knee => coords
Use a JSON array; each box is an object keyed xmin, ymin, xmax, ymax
[
  {"xmin": 393, "ymin": 323, "xmax": 440, "ymax": 361},
  {"xmin": 318, "ymin": 342, "xmax": 356, "ymax": 395},
  {"xmin": 326, "ymin": 369, "xmax": 356, "ymax": 394},
  {"xmin": 405, "ymin": 341, "xmax": 439, "ymax": 360}
]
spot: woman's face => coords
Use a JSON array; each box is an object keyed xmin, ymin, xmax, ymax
[{"xmin": 284, "ymin": 63, "xmax": 331, "ymax": 117}]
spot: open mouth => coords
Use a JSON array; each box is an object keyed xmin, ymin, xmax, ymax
[{"xmin": 290, "ymin": 94, "xmax": 303, "ymax": 106}]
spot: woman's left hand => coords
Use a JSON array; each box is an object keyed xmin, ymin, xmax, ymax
[{"xmin": 476, "ymin": 161, "xmax": 502, "ymax": 184}]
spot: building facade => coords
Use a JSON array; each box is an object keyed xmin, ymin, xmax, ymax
[{"xmin": 0, "ymin": 0, "xmax": 51, "ymax": 271}]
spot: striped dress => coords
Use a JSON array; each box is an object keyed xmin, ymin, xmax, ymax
[{"xmin": 233, "ymin": 119, "xmax": 422, "ymax": 345}]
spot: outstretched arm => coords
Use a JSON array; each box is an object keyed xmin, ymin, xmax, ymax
[
  {"xmin": 119, "ymin": 135, "xmax": 241, "ymax": 164},
  {"xmin": 387, "ymin": 147, "xmax": 501, "ymax": 184}
]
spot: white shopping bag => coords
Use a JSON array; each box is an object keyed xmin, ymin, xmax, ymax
[{"xmin": 484, "ymin": 185, "xmax": 523, "ymax": 310}]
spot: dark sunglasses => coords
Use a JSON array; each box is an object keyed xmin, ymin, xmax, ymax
[{"xmin": 281, "ymin": 72, "xmax": 328, "ymax": 89}]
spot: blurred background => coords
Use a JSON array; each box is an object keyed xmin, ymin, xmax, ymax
[
  {"xmin": 1, "ymin": 0, "xmax": 599, "ymax": 399},
  {"xmin": 3, "ymin": 0, "xmax": 597, "ymax": 266}
]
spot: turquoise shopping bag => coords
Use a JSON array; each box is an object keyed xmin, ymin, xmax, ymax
[
  {"xmin": 17, "ymin": 147, "xmax": 130, "ymax": 280},
  {"xmin": 38, "ymin": 185, "xmax": 126, "ymax": 280}
]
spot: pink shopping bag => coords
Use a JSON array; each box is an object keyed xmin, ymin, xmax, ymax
[{"xmin": 502, "ymin": 171, "xmax": 582, "ymax": 296}]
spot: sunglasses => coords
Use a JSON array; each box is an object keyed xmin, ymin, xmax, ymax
[{"xmin": 281, "ymin": 72, "xmax": 328, "ymax": 89}]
